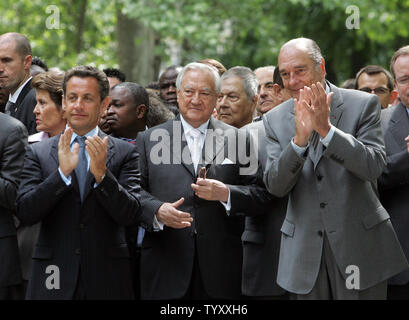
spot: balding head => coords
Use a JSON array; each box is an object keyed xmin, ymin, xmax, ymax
[
  {"xmin": 0, "ymin": 33, "xmax": 32, "ymax": 94},
  {"xmin": 278, "ymin": 37, "xmax": 326, "ymax": 99},
  {"xmin": 0, "ymin": 32, "xmax": 32, "ymax": 59}
]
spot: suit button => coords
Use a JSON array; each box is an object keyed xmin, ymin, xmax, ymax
[
  {"xmin": 320, "ymin": 202, "xmax": 327, "ymax": 208},
  {"xmin": 318, "ymin": 230, "xmax": 323, "ymax": 237},
  {"xmin": 79, "ymin": 224, "xmax": 85, "ymax": 229},
  {"xmin": 317, "ymin": 175, "xmax": 323, "ymax": 181},
  {"xmin": 75, "ymin": 248, "xmax": 81, "ymax": 255}
]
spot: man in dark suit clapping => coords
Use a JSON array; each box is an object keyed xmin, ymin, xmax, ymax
[{"xmin": 16, "ymin": 66, "xmax": 145, "ymax": 300}]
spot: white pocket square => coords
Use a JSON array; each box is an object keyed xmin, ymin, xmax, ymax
[{"xmin": 221, "ymin": 158, "xmax": 234, "ymax": 165}]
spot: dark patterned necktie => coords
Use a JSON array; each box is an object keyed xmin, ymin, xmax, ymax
[
  {"xmin": 5, "ymin": 100, "xmax": 16, "ymax": 115},
  {"xmin": 75, "ymin": 136, "xmax": 88, "ymax": 201},
  {"xmin": 310, "ymin": 130, "xmax": 320, "ymax": 151}
]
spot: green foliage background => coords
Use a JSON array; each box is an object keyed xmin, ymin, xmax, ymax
[{"xmin": 1, "ymin": 0, "xmax": 408, "ymax": 85}]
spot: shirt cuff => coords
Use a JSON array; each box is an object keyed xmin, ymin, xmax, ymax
[
  {"xmin": 320, "ymin": 125, "xmax": 335, "ymax": 147},
  {"xmin": 219, "ymin": 189, "xmax": 231, "ymax": 215},
  {"xmin": 153, "ymin": 214, "xmax": 164, "ymax": 231},
  {"xmin": 291, "ymin": 139, "xmax": 309, "ymax": 157},
  {"xmin": 58, "ymin": 167, "xmax": 72, "ymax": 186}
]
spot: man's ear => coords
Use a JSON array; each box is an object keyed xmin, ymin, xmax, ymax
[
  {"xmin": 273, "ymin": 84, "xmax": 283, "ymax": 103},
  {"xmin": 101, "ymin": 96, "xmax": 111, "ymax": 116},
  {"xmin": 389, "ymin": 89, "xmax": 399, "ymax": 105},
  {"xmin": 320, "ymin": 58, "xmax": 326, "ymax": 78},
  {"xmin": 61, "ymin": 95, "xmax": 67, "ymax": 119},
  {"xmin": 251, "ymin": 94, "xmax": 259, "ymax": 112},
  {"xmin": 24, "ymin": 55, "xmax": 32, "ymax": 71},
  {"xmin": 136, "ymin": 104, "xmax": 147, "ymax": 119}
]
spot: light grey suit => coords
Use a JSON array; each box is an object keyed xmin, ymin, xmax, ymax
[{"xmin": 263, "ymin": 82, "xmax": 408, "ymax": 295}]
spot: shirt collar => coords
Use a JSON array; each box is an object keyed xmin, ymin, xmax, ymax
[
  {"xmin": 180, "ymin": 114, "xmax": 209, "ymax": 136},
  {"xmin": 67, "ymin": 126, "xmax": 99, "ymax": 146},
  {"xmin": 325, "ymin": 82, "xmax": 330, "ymax": 94},
  {"xmin": 9, "ymin": 77, "xmax": 32, "ymax": 103}
]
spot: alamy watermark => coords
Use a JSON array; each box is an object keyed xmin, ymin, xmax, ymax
[
  {"xmin": 345, "ymin": 265, "xmax": 360, "ymax": 290},
  {"xmin": 345, "ymin": 5, "xmax": 360, "ymax": 30},
  {"xmin": 45, "ymin": 265, "xmax": 60, "ymax": 290},
  {"xmin": 45, "ymin": 5, "xmax": 60, "ymax": 29}
]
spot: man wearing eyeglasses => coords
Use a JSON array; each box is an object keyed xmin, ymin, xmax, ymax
[
  {"xmin": 379, "ymin": 45, "xmax": 409, "ymax": 300},
  {"xmin": 355, "ymin": 65, "xmax": 398, "ymax": 109}
]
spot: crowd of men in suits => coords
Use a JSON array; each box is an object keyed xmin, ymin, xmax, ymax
[{"xmin": 0, "ymin": 31, "xmax": 409, "ymax": 300}]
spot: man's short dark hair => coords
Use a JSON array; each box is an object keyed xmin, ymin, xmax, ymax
[
  {"xmin": 32, "ymin": 56, "xmax": 48, "ymax": 71},
  {"xmin": 146, "ymin": 81, "xmax": 160, "ymax": 90},
  {"xmin": 63, "ymin": 65, "xmax": 109, "ymax": 101},
  {"xmin": 273, "ymin": 66, "xmax": 284, "ymax": 88},
  {"xmin": 354, "ymin": 65, "xmax": 394, "ymax": 92},
  {"xmin": 159, "ymin": 65, "xmax": 183, "ymax": 82},
  {"xmin": 112, "ymin": 82, "xmax": 149, "ymax": 119},
  {"xmin": 390, "ymin": 45, "xmax": 409, "ymax": 79},
  {"xmin": 103, "ymin": 68, "xmax": 126, "ymax": 82}
]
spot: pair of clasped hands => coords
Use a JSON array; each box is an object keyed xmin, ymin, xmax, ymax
[
  {"xmin": 293, "ymin": 82, "xmax": 334, "ymax": 147},
  {"xmin": 58, "ymin": 127, "xmax": 108, "ymax": 184},
  {"xmin": 157, "ymin": 169, "xmax": 230, "ymax": 229}
]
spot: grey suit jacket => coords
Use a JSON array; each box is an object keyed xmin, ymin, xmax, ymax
[
  {"xmin": 379, "ymin": 103, "xmax": 409, "ymax": 285},
  {"xmin": 263, "ymin": 82, "xmax": 408, "ymax": 294},
  {"xmin": 241, "ymin": 120, "xmax": 287, "ymax": 297}
]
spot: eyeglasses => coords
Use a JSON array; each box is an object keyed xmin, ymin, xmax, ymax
[
  {"xmin": 396, "ymin": 76, "xmax": 409, "ymax": 85},
  {"xmin": 359, "ymin": 87, "xmax": 390, "ymax": 94},
  {"xmin": 198, "ymin": 167, "xmax": 207, "ymax": 179}
]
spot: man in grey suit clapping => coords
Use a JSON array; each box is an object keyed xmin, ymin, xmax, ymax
[{"xmin": 263, "ymin": 37, "xmax": 408, "ymax": 300}]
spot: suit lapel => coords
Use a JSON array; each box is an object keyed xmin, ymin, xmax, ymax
[
  {"xmin": 389, "ymin": 103, "xmax": 409, "ymax": 150},
  {"xmin": 15, "ymin": 79, "xmax": 32, "ymax": 108},
  {"xmin": 50, "ymin": 134, "xmax": 60, "ymax": 167}
]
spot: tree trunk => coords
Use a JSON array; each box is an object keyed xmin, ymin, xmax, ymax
[
  {"xmin": 75, "ymin": 0, "xmax": 87, "ymax": 54},
  {"xmin": 116, "ymin": 8, "xmax": 158, "ymax": 86}
]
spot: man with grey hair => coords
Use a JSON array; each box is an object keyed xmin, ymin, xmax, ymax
[
  {"xmin": 0, "ymin": 32, "xmax": 37, "ymax": 134},
  {"xmin": 263, "ymin": 37, "xmax": 407, "ymax": 299},
  {"xmin": 216, "ymin": 66, "xmax": 258, "ymax": 128},
  {"xmin": 137, "ymin": 62, "xmax": 269, "ymax": 299}
]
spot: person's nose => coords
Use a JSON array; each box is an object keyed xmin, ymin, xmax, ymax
[
  {"xmin": 167, "ymin": 84, "xmax": 176, "ymax": 94},
  {"xmin": 33, "ymin": 103, "xmax": 40, "ymax": 115},
  {"xmin": 288, "ymin": 72, "xmax": 299, "ymax": 88}
]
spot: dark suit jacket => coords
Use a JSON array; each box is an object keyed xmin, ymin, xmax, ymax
[
  {"xmin": 241, "ymin": 120, "xmax": 287, "ymax": 297},
  {"xmin": 0, "ymin": 113, "xmax": 27, "ymax": 288},
  {"xmin": 16, "ymin": 131, "xmax": 142, "ymax": 299},
  {"xmin": 10, "ymin": 79, "xmax": 37, "ymax": 135},
  {"xmin": 379, "ymin": 103, "xmax": 409, "ymax": 285},
  {"xmin": 138, "ymin": 116, "xmax": 270, "ymax": 299}
]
